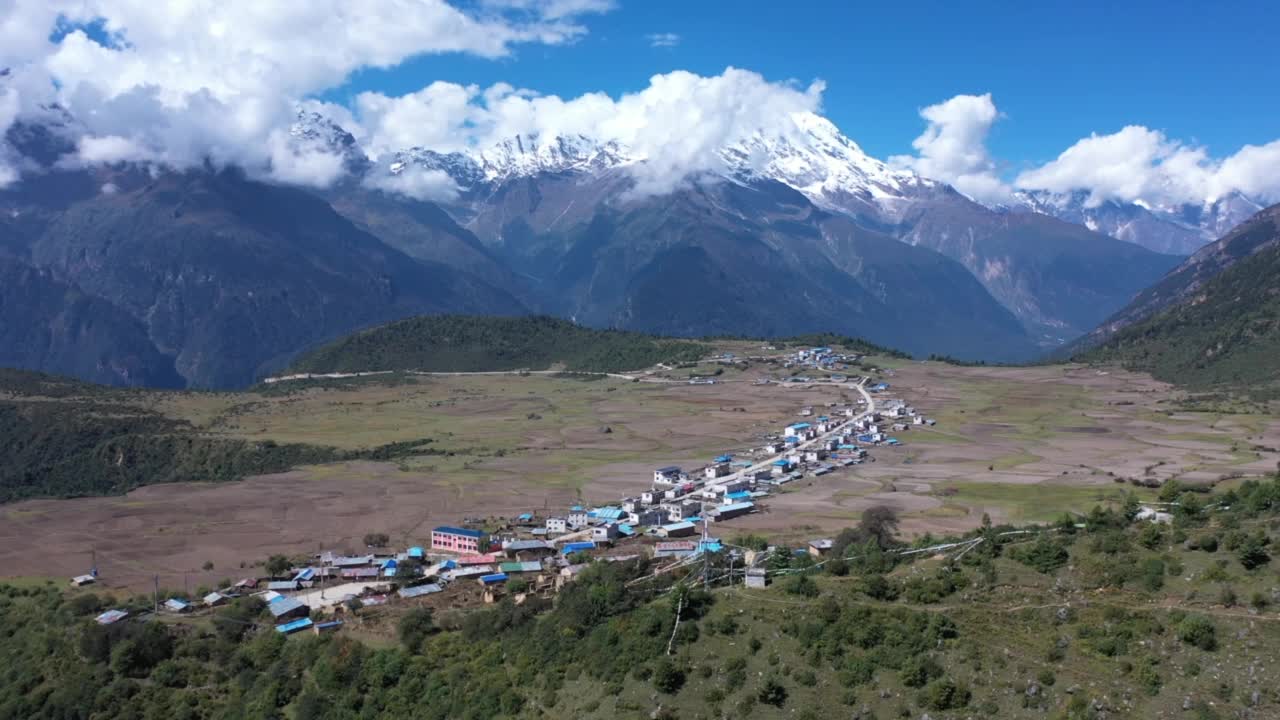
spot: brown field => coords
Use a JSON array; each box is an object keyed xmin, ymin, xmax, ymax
[{"xmin": 4, "ymin": 354, "xmax": 1279, "ymax": 593}]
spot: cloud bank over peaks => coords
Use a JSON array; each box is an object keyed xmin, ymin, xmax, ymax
[
  {"xmin": 889, "ymin": 93, "xmax": 1011, "ymax": 203},
  {"xmin": 891, "ymin": 92, "xmax": 1280, "ymax": 209},
  {"xmin": 0, "ymin": 0, "xmax": 614, "ymax": 187},
  {"xmin": 347, "ymin": 68, "xmax": 826, "ymax": 199}
]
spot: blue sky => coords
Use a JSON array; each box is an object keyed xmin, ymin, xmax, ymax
[{"xmin": 333, "ymin": 0, "xmax": 1279, "ymax": 171}]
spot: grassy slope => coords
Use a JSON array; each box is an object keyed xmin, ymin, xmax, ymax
[{"xmin": 0, "ymin": 369, "xmax": 437, "ymax": 502}]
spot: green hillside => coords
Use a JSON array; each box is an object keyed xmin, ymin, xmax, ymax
[
  {"xmin": 0, "ymin": 369, "xmax": 437, "ymax": 502},
  {"xmin": 1081, "ymin": 242, "xmax": 1280, "ymax": 396},
  {"xmin": 288, "ymin": 315, "xmax": 712, "ymax": 375},
  {"xmin": 4, "ymin": 477, "xmax": 1280, "ymax": 718}
]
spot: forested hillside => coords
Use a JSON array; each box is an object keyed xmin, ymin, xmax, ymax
[
  {"xmin": 0, "ymin": 369, "xmax": 437, "ymax": 502},
  {"xmin": 1081, "ymin": 241, "xmax": 1280, "ymax": 397},
  {"xmin": 289, "ymin": 315, "xmax": 712, "ymax": 375},
  {"xmin": 4, "ymin": 476, "xmax": 1280, "ymax": 718}
]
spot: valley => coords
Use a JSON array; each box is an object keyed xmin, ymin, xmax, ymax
[{"xmin": 6, "ymin": 344, "xmax": 1277, "ymax": 596}]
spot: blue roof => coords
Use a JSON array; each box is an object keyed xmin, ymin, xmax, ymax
[
  {"xmin": 662, "ymin": 521, "xmax": 696, "ymax": 531},
  {"xmin": 784, "ymin": 437, "xmax": 799, "ymax": 444},
  {"xmin": 293, "ymin": 568, "xmax": 315, "ymax": 582},
  {"xmin": 268, "ymin": 597, "xmax": 307, "ymax": 618},
  {"xmin": 516, "ymin": 512, "xmax": 534, "ymax": 521},
  {"xmin": 407, "ymin": 546, "xmax": 425, "ymax": 558},
  {"xmin": 276, "ymin": 618, "xmax": 313, "ymax": 634},
  {"xmin": 570, "ymin": 505, "xmax": 584, "ymax": 512},
  {"xmin": 315, "ymin": 620, "xmax": 344, "ymax": 630},
  {"xmin": 716, "ymin": 502, "xmax": 755, "ymax": 514},
  {"xmin": 433, "ymin": 526, "xmax": 484, "ymax": 539},
  {"xmin": 479, "ymin": 573, "xmax": 508, "ymax": 584},
  {"xmin": 656, "ymin": 466, "xmax": 681, "ymax": 474},
  {"xmin": 789, "ymin": 422, "xmax": 811, "ymax": 430},
  {"xmin": 714, "ymin": 454, "xmax": 732, "ymax": 463},
  {"xmin": 618, "ymin": 524, "xmax": 636, "ymax": 536},
  {"xmin": 772, "ymin": 459, "xmax": 791, "ymax": 466},
  {"xmin": 593, "ymin": 507, "xmax": 625, "ymax": 520},
  {"xmin": 726, "ymin": 491, "xmax": 751, "ymax": 500},
  {"xmin": 561, "ymin": 541, "xmax": 596, "ymax": 554},
  {"xmin": 381, "ymin": 558, "xmax": 398, "ymax": 569}
]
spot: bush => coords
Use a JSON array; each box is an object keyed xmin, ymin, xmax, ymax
[
  {"xmin": 785, "ymin": 575, "xmax": 820, "ymax": 598},
  {"xmin": 1177, "ymin": 615, "xmax": 1218, "ymax": 651},
  {"xmin": 757, "ymin": 676, "xmax": 788, "ymax": 707},
  {"xmin": 651, "ymin": 659, "xmax": 685, "ymax": 694},
  {"xmin": 1237, "ymin": 535, "xmax": 1271, "ymax": 571},
  {"xmin": 920, "ymin": 678, "xmax": 970, "ymax": 710},
  {"xmin": 1014, "ymin": 536, "xmax": 1069, "ymax": 574}
]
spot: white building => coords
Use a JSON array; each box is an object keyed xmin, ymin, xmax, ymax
[{"xmin": 546, "ymin": 517, "xmax": 567, "ymax": 534}]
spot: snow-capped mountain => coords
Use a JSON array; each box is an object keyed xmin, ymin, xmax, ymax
[
  {"xmin": 1010, "ymin": 189, "xmax": 1264, "ymax": 256},
  {"xmin": 718, "ymin": 112, "xmax": 937, "ymax": 212},
  {"xmin": 294, "ymin": 109, "xmax": 935, "ymax": 212},
  {"xmin": 377, "ymin": 134, "xmax": 636, "ymax": 192}
]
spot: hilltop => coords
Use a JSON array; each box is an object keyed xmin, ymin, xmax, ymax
[{"xmin": 287, "ymin": 315, "xmax": 713, "ymax": 375}]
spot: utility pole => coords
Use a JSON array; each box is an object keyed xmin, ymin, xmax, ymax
[{"xmin": 153, "ymin": 575, "xmax": 159, "ymax": 614}]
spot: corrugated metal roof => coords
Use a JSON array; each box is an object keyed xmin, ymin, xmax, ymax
[
  {"xmin": 268, "ymin": 597, "xmax": 307, "ymax": 617},
  {"xmin": 561, "ymin": 541, "xmax": 596, "ymax": 554},
  {"xmin": 95, "ymin": 609, "xmax": 128, "ymax": 625},
  {"xmin": 503, "ymin": 540, "xmax": 552, "ymax": 552},
  {"xmin": 479, "ymin": 573, "xmax": 508, "ymax": 584},
  {"xmin": 714, "ymin": 502, "xmax": 754, "ymax": 514},
  {"xmin": 398, "ymin": 583, "xmax": 443, "ymax": 598},
  {"xmin": 267, "ymin": 581, "xmax": 298, "ymax": 591},
  {"xmin": 499, "ymin": 561, "xmax": 543, "ymax": 573}
]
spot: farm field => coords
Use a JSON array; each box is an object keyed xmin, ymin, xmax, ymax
[{"xmin": 3, "ymin": 355, "xmax": 1279, "ymax": 593}]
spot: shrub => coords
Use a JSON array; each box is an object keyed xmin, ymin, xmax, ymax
[
  {"xmin": 651, "ymin": 659, "xmax": 685, "ymax": 694},
  {"xmin": 1177, "ymin": 615, "xmax": 1217, "ymax": 651},
  {"xmin": 757, "ymin": 676, "xmax": 788, "ymax": 707},
  {"xmin": 920, "ymin": 678, "xmax": 970, "ymax": 710},
  {"xmin": 785, "ymin": 575, "xmax": 820, "ymax": 598}
]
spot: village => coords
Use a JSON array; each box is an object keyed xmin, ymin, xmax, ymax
[{"xmin": 78, "ymin": 346, "xmax": 941, "ymax": 637}]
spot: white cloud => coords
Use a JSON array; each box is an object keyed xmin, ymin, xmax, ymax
[
  {"xmin": 646, "ymin": 32, "xmax": 681, "ymax": 48},
  {"xmin": 351, "ymin": 68, "xmax": 825, "ymax": 198},
  {"xmin": 0, "ymin": 0, "xmax": 613, "ymax": 186},
  {"xmin": 363, "ymin": 166, "xmax": 460, "ymax": 202},
  {"xmin": 893, "ymin": 93, "xmax": 1280, "ymax": 208},
  {"xmin": 0, "ymin": 82, "xmax": 20, "ymax": 187},
  {"xmin": 889, "ymin": 93, "xmax": 1010, "ymax": 203},
  {"xmin": 1016, "ymin": 126, "xmax": 1280, "ymax": 207}
]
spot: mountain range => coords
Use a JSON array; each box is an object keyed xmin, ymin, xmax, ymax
[{"xmin": 0, "ymin": 105, "xmax": 1247, "ymax": 388}]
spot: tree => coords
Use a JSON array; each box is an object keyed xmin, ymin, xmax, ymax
[
  {"xmin": 1237, "ymin": 534, "xmax": 1271, "ymax": 571},
  {"xmin": 398, "ymin": 607, "xmax": 435, "ymax": 651},
  {"xmin": 265, "ymin": 555, "xmax": 292, "ymax": 579},
  {"xmin": 859, "ymin": 506, "xmax": 899, "ymax": 549}
]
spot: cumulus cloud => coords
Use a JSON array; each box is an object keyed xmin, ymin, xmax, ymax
[
  {"xmin": 889, "ymin": 93, "xmax": 1010, "ymax": 203},
  {"xmin": 0, "ymin": 0, "xmax": 613, "ymax": 186},
  {"xmin": 646, "ymin": 32, "xmax": 681, "ymax": 48},
  {"xmin": 364, "ymin": 166, "xmax": 460, "ymax": 202},
  {"xmin": 893, "ymin": 93, "xmax": 1280, "ymax": 208},
  {"xmin": 352, "ymin": 68, "xmax": 825, "ymax": 198},
  {"xmin": 1016, "ymin": 126, "xmax": 1280, "ymax": 207}
]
